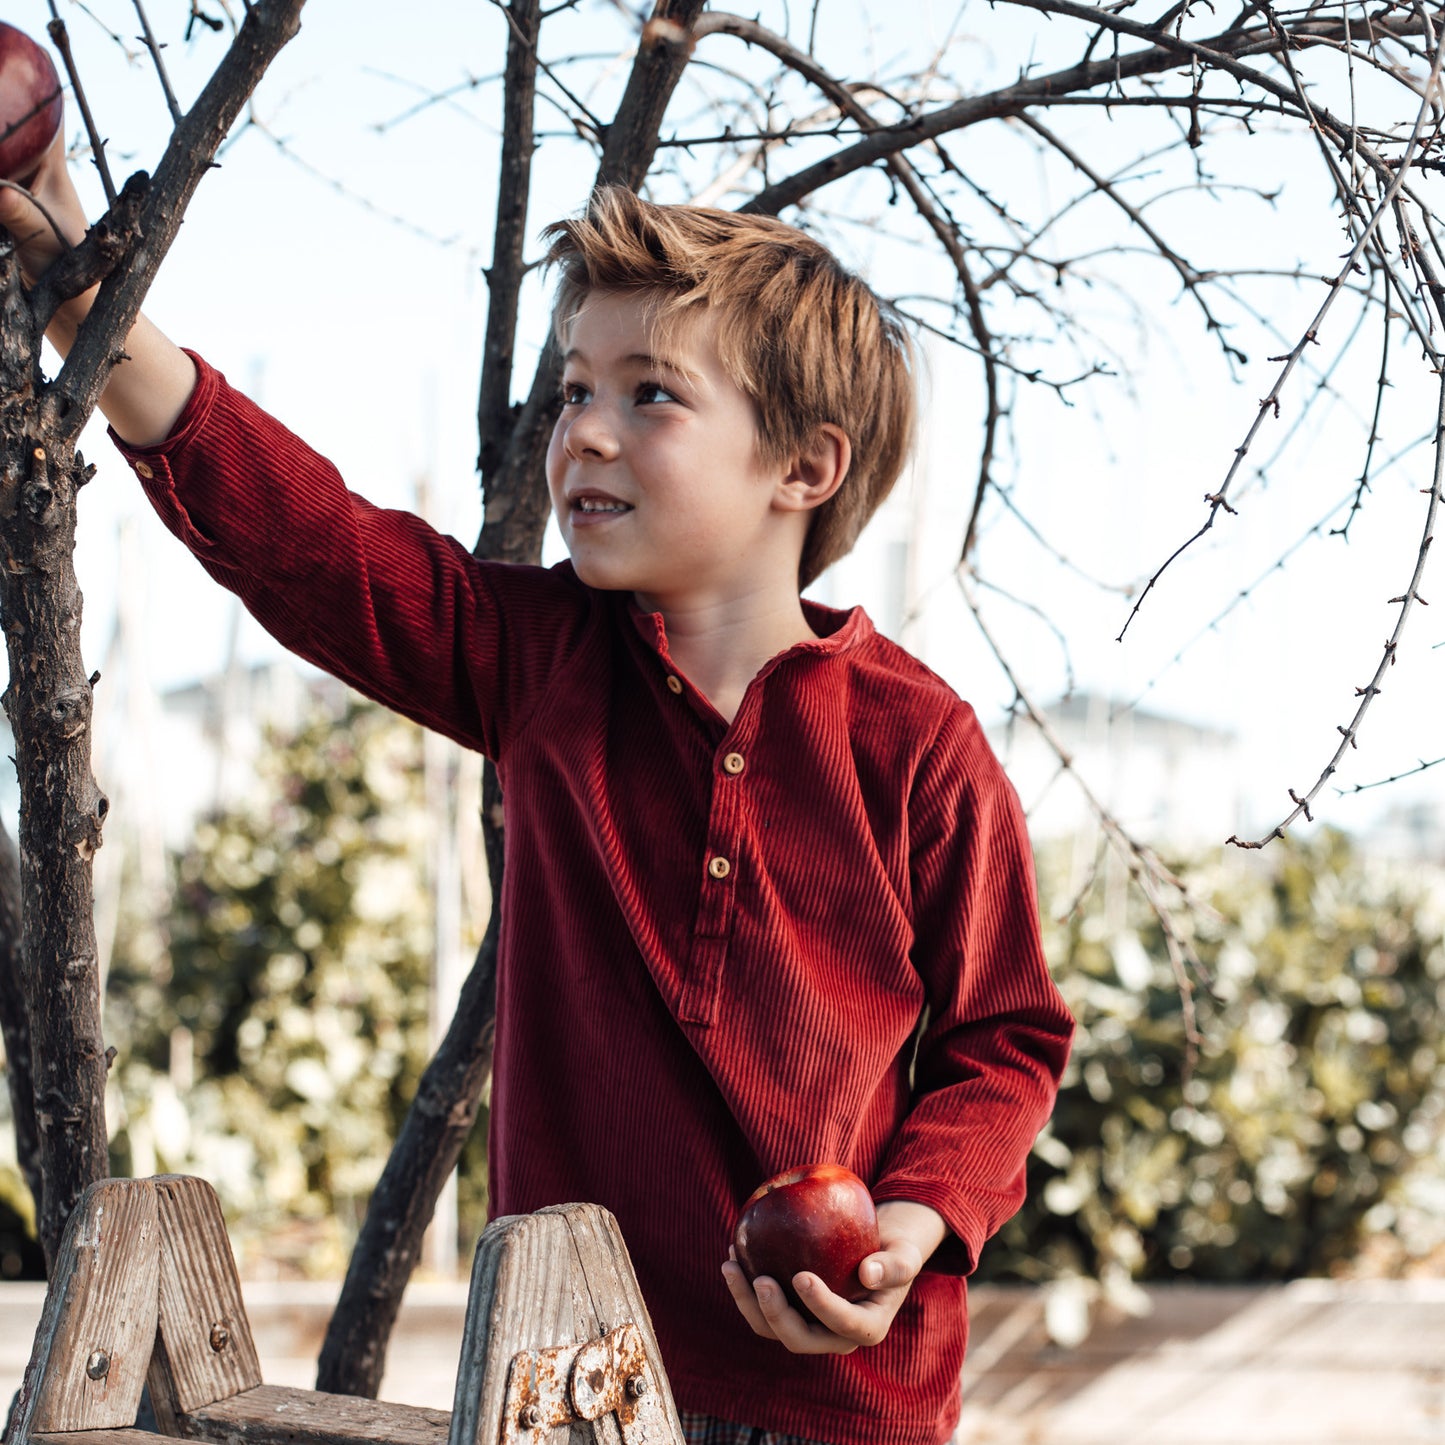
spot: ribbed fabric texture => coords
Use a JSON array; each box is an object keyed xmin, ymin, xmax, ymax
[{"xmin": 113, "ymin": 355, "xmax": 1074, "ymax": 1445}]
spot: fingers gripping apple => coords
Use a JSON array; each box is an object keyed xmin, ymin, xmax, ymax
[{"xmin": 733, "ymin": 1164, "xmax": 880, "ymax": 1316}]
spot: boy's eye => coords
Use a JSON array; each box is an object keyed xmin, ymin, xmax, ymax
[
  {"xmin": 560, "ymin": 381, "xmax": 590, "ymax": 405},
  {"xmin": 636, "ymin": 382, "xmax": 678, "ymax": 405}
]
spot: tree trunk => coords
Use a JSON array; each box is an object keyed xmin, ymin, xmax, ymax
[
  {"xmin": 0, "ymin": 252, "xmax": 110, "ymax": 1270},
  {"xmin": 0, "ymin": 817, "xmax": 42, "ymax": 1230}
]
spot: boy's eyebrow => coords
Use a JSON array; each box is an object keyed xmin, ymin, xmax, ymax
[{"xmin": 562, "ymin": 347, "xmax": 701, "ymax": 383}]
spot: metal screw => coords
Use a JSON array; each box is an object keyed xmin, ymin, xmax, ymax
[
  {"xmin": 209, "ymin": 1324, "xmax": 230, "ymax": 1353},
  {"xmin": 519, "ymin": 1404, "xmax": 543, "ymax": 1429},
  {"xmin": 85, "ymin": 1351, "xmax": 110, "ymax": 1381},
  {"xmin": 625, "ymin": 1374, "xmax": 649, "ymax": 1399}
]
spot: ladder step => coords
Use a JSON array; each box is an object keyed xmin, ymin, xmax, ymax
[
  {"xmin": 172, "ymin": 1384, "xmax": 451, "ymax": 1445},
  {"xmin": 34, "ymin": 1431, "xmax": 171, "ymax": 1445}
]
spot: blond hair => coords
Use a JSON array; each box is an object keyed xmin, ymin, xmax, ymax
[{"xmin": 543, "ymin": 188, "xmax": 916, "ymax": 588}]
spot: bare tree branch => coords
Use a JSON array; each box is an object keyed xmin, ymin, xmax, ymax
[
  {"xmin": 477, "ymin": 0, "xmax": 544, "ymax": 499},
  {"xmin": 1229, "ymin": 368, "xmax": 1445, "ymax": 846}
]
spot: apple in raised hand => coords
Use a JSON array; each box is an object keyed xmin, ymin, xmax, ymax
[
  {"xmin": 0, "ymin": 21, "xmax": 63, "ymax": 186},
  {"xmin": 732, "ymin": 1163, "xmax": 880, "ymax": 1318}
]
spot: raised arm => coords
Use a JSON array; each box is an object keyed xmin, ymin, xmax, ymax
[
  {"xmin": 3, "ymin": 130, "xmax": 591, "ymax": 761},
  {"xmin": 0, "ymin": 128, "xmax": 197, "ymax": 445}
]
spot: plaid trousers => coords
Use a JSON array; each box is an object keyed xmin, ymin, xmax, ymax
[{"xmin": 678, "ymin": 1408, "xmax": 832, "ymax": 1445}]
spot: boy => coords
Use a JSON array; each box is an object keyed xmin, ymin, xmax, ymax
[{"xmin": 3, "ymin": 147, "xmax": 1073, "ymax": 1445}]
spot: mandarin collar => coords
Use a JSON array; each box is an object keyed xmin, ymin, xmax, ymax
[{"xmin": 623, "ymin": 591, "xmax": 871, "ymax": 663}]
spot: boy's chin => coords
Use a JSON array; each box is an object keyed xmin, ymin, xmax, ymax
[{"xmin": 568, "ymin": 552, "xmax": 646, "ymax": 594}]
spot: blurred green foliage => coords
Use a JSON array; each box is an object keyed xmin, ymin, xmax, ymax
[
  {"xmin": 978, "ymin": 830, "xmax": 1445, "ymax": 1289},
  {"xmin": 102, "ymin": 700, "xmax": 489, "ymax": 1276},
  {"xmin": 5, "ymin": 698, "xmax": 1443, "ymax": 1287}
]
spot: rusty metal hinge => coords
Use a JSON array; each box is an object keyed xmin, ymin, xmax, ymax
[{"xmin": 499, "ymin": 1322, "xmax": 667, "ymax": 1443}]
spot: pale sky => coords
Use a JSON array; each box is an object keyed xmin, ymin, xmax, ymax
[{"xmin": 7, "ymin": 0, "xmax": 1444, "ymax": 850}]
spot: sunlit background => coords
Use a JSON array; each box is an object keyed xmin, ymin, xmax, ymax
[{"xmin": 1, "ymin": 0, "xmax": 1442, "ymax": 1346}]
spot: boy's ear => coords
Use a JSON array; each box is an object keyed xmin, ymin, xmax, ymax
[{"xmin": 776, "ymin": 424, "xmax": 852, "ymax": 513}]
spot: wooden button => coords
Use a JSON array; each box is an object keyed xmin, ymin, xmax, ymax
[
  {"xmin": 723, "ymin": 753, "xmax": 745, "ymax": 775},
  {"xmin": 666, "ymin": 676, "xmax": 683, "ymax": 695},
  {"xmin": 134, "ymin": 461, "xmax": 154, "ymax": 479},
  {"xmin": 707, "ymin": 856, "xmax": 731, "ymax": 880}
]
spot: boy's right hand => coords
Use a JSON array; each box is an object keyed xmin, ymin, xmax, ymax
[
  {"xmin": 1, "ymin": 120, "xmax": 197, "ymax": 446},
  {"xmin": 0, "ymin": 126, "xmax": 87, "ymax": 289}
]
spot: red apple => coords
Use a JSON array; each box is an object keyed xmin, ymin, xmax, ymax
[
  {"xmin": 0, "ymin": 21, "xmax": 63, "ymax": 186},
  {"xmin": 732, "ymin": 1163, "xmax": 880, "ymax": 1318}
]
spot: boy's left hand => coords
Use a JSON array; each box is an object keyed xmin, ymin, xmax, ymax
[{"xmin": 721, "ymin": 1199, "xmax": 947, "ymax": 1355}]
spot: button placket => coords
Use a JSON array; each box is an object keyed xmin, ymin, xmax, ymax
[{"xmin": 681, "ymin": 701, "xmax": 760, "ymax": 1025}]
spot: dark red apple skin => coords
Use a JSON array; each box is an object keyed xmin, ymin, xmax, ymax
[
  {"xmin": 732, "ymin": 1163, "xmax": 880, "ymax": 1318},
  {"xmin": 0, "ymin": 22, "xmax": 64, "ymax": 186}
]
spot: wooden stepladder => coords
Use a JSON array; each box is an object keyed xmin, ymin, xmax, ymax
[{"xmin": 9, "ymin": 1176, "xmax": 686, "ymax": 1445}]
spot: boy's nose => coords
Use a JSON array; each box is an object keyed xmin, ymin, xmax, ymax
[{"xmin": 564, "ymin": 408, "xmax": 620, "ymax": 462}]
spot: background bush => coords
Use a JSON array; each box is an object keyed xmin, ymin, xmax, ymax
[
  {"xmin": 101, "ymin": 700, "xmax": 489, "ymax": 1276},
  {"xmin": 977, "ymin": 830, "xmax": 1445, "ymax": 1290}
]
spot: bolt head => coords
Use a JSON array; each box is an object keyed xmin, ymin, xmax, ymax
[
  {"xmin": 85, "ymin": 1350, "xmax": 110, "ymax": 1381},
  {"xmin": 209, "ymin": 1324, "xmax": 230, "ymax": 1352},
  {"xmin": 625, "ymin": 1373, "xmax": 649, "ymax": 1398},
  {"xmin": 519, "ymin": 1403, "xmax": 543, "ymax": 1428}
]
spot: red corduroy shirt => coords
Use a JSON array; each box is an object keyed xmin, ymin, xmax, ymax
[{"xmin": 114, "ymin": 355, "xmax": 1074, "ymax": 1445}]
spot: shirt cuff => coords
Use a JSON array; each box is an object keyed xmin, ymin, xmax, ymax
[
  {"xmin": 107, "ymin": 348, "xmax": 218, "ymax": 461},
  {"xmin": 871, "ymin": 1178, "xmax": 989, "ymax": 1276},
  {"xmin": 107, "ymin": 350, "xmax": 222, "ymax": 554}
]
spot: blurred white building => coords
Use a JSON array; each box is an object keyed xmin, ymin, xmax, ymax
[{"xmin": 984, "ymin": 691, "xmax": 1243, "ymax": 848}]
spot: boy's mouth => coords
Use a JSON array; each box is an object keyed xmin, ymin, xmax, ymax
[{"xmin": 573, "ymin": 496, "xmax": 632, "ymax": 514}]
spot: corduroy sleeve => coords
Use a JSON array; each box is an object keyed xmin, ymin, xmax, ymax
[
  {"xmin": 110, "ymin": 352, "xmax": 591, "ymax": 759},
  {"xmin": 871, "ymin": 702, "xmax": 1074, "ymax": 1273}
]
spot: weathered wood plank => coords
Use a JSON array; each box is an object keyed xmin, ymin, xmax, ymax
[
  {"xmin": 452, "ymin": 1210, "xmax": 590, "ymax": 1445},
  {"xmin": 34, "ymin": 1429, "xmax": 167, "ymax": 1445},
  {"xmin": 147, "ymin": 1176, "xmax": 262, "ymax": 1431},
  {"xmin": 13, "ymin": 1178, "xmax": 159, "ymax": 1437},
  {"xmin": 450, "ymin": 1205, "xmax": 683, "ymax": 1445},
  {"xmin": 171, "ymin": 1384, "xmax": 448, "ymax": 1445},
  {"xmin": 550, "ymin": 1206, "xmax": 684, "ymax": 1445}
]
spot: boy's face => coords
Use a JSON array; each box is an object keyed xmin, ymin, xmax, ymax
[{"xmin": 547, "ymin": 291, "xmax": 806, "ymax": 609}]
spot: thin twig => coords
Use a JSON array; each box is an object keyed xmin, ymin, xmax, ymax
[
  {"xmin": 45, "ymin": 8, "xmax": 118, "ymax": 208},
  {"xmin": 1117, "ymin": 21, "xmax": 1445, "ymax": 641},
  {"xmin": 1337, "ymin": 754, "xmax": 1445, "ymax": 794},
  {"xmin": 131, "ymin": 0, "xmax": 184, "ymax": 125},
  {"xmin": 1229, "ymin": 367, "xmax": 1445, "ymax": 846}
]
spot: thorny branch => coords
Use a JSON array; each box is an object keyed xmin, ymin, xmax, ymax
[
  {"xmin": 960, "ymin": 566, "xmax": 1213, "ymax": 1055},
  {"xmin": 1117, "ymin": 25, "xmax": 1445, "ymax": 643},
  {"xmin": 1228, "ymin": 366, "xmax": 1445, "ymax": 846}
]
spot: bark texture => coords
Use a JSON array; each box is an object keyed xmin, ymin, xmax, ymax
[
  {"xmin": 0, "ymin": 818, "xmax": 40, "ymax": 1224},
  {"xmin": 0, "ymin": 249, "xmax": 110, "ymax": 1271}
]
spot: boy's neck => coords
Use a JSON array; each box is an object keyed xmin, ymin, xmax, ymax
[{"xmin": 639, "ymin": 585, "xmax": 818, "ymax": 726}]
